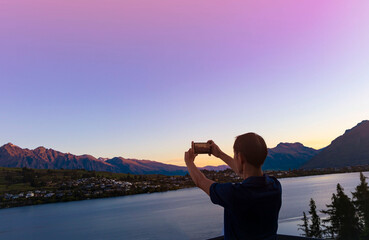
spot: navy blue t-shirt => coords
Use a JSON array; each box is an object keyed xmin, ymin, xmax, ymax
[{"xmin": 210, "ymin": 174, "xmax": 282, "ymax": 240}]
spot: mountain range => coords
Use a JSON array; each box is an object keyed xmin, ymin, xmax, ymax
[
  {"xmin": 263, "ymin": 142, "xmax": 320, "ymax": 170},
  {"xmin": 0, "ymin": 143, "xmax": 187, "ymax": 175},
  {"xmin": 1, "ymin": 120, "xmax": 368, "ymax": 174},
  {"xmin": 200, "ymin": 142, "xmax": 321, "ymax": 171},
  {"xmin": 0, "ymin": 142, "xmax": 316, "ymax": 174},
  {"xmin": 302, "ymin": 120, "xmax": 369, "ymax": 169}
]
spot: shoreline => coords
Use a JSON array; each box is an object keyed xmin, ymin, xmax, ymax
[{"xmin": 1, "ymin": 166, "xmax": 369, "ymax": 209}]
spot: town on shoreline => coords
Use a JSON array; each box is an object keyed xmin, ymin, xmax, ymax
[{"xmin": 1, "ymin": 165, "xmax": 369, "ymax": 209}]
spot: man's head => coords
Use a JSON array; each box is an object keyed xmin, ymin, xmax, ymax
[{"xmin": 233, "ymin": 133, "xmax": 268, "ymax": 174}]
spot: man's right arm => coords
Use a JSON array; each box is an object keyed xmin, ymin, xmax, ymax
[
  {"xmin": 218, "ymin": 151, "xmax": 237, "ymax": 171},
  {"xmin": 208, "ymin": 140, "xmax": 237, "ymax": 172}
]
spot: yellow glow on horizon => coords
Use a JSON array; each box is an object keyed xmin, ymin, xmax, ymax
[
  {"xmin": 164, "ymin": 153, "xmax": 232, "ymax": 168},
  {"xmin": 165, "ymin": 138, "xmax": 334, "ymax": 167},
  {"xmin": 154, "ymin": 118, "xmax": 369, "ymax": 167},
  {"xmin": 299, "ymin": 139, "xmax": 331, "ymax": 150}
]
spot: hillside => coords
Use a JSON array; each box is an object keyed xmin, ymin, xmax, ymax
[
  {"xmin": 302, "ymin": 120, "xmax": 369, "ymax": 169},
  {"xmin": 4, "ymin": 119, "xmax": 368, "ymax": 175},
  {"xmin": 263, "ymin": 142, "xmax": 320, "ymax": 170},
  {"xmin": 0, "ymin": 143, "xmax": 116, "ymax": 172},
  {"xmin": 0, "ymin": 141, "xmax": 321, "ymax": 174},
  {"xmin": 105, "ymin": 157, "xmax": 187, "ymax": 175},
  {"xmin": 0, "ymin": 143, "xmax": 187, "ymax": 175}
]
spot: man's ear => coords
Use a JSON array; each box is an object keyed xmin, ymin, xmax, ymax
[
  {"xmin": 236, "ymin": 152, "xmax": 244, "ymax": 174},
  {"xmin": 235, "ymin": 152, "xmax": 240, "ymax": 163},
  {"xmin": 237, "ymin": 152, "xmax": 246, "ymax": 164}
]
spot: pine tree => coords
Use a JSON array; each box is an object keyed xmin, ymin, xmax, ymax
[
  {"xmin": 321, "ymin": 193, "xmax": 338, "ymax": 239},
  {"xmin": 322, "ymin": 184, "xmax": 361, "ymax": 240},
  {"xmin": 336, "ymin": 184, "xmax": 361, "ymax": 240},
  {"xmin": 309, "ymin": 198, "xmax": 323, "ymax": 238},
  {"xmin": 352, "ymin": 172, "xmax": 369, "ymax": 240},
  {"xmin": 299, "ymin": 211, "xmax": 310, "ymax": 237}
]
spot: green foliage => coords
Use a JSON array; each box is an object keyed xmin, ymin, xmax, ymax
[
  {"xmin": 309, "ymin": 198, "xmax": 323, "ymax": 238},
  {"xmin": 352, "ymin": 172, "xmax": 369, "ymax": 240},
  {"xmin": 298, "ymin": 211, "xmax": 310, "ymax": 237},
  {"xmin": 22, "ymin": 167, "xmax": 35, "ymax": 183},
  {"xmin": 299, "ymin": 199, "xmax": 323, "ymax": 238},
  {"xmin": 321, "ymin": 193, "xmax": 339, "ymax": 239},
  {"xmin": 326, "ymin": 184, "xmax": 359, "ymax": 240},
  {"xmin": 334, "ymin": 184, "xmax": 362, "ymax": 240},
  {"xmin": 302, "ymin": 173, "xmax": 369, "ymax": 239}
]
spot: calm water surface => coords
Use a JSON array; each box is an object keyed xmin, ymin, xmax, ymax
[{"xmin": 1, "ymin": 171, "xmax": 368, "ymax": 240}]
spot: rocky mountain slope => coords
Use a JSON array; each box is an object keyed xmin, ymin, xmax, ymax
[
  {"xmin": 0, "ymin": 143, "xmax": 187, "ymax": 175},
  {"xmin": 3, "ymin": 120, "xmax": 367, "ymax": 175},
  {"xmin": 302, "ymin": 120, "xmax": 369, "ymax": 169},
  {"xmin": 263, "ymin": 142, "xmax": 320, "ymax": 170}
]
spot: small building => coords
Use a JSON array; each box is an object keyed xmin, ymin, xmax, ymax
[
  {"xmin": 26, "ymin": 192, "xmax": 34, "ymax": 198},
  {"xmin": 4, "ymin": 193, "xmax": 14, "ymax": 200}
]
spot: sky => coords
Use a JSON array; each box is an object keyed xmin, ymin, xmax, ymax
[{"xmin": 1, "ymin": 0, "xmax": 369, "ymax": 167}]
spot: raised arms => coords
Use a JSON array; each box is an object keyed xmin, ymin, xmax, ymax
[
  {"xmin": 184, "ymin": 148, "xmax": 214, "ymax": 196},
  {"xmin": 184, "ymin": 140, "xmax": 238, "ymax": 195}
]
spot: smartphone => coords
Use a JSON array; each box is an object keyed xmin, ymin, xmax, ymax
[{"xmin": 192, "ymin": 142, "xmax": 212, "ymax": 155}]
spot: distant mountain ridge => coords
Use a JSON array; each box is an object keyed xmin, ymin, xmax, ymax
[
  {"xmin": 0, "ymin": 141, "xmax": 319, "ymax": 174},
  {"xmin": 105, "ymin": 157, "xmax": 187, "ymax": 175},
  {"xmin": 0, "ymin": 143, "xmax": 311, "ymax": 175},
  {"xmin": 200, "ymin": 165, "xmax": 230, "ymax": 171},
  {"xmin": 2, "ymin": 120, "xmax": 368, "ymax": 174},
  {"xmin": 263, "ymin": 142, "xmax": 320, "ymax": 170},
  {"xmin": 302, "ymin": 120, "xmax": 369, "ymax": 169},
  {"xmin": 0, "ymin": 143, "xmax": 117, "ymax": 172},
  {"xmin": 200, "ymin": 142, "xmax": 320, "ymax": 171},
  {"xmin": 0, "ymin": 143, "xmax": 187, "ymax": 176}
]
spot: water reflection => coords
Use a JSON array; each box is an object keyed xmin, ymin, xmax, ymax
[{"xmin": 0, "ymin": 171, "xmax": 368, "ymax": 240}]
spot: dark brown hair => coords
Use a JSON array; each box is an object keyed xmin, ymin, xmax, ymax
[{"xmin": 233, "ymin": 132, "xmax": 268, "ymax": 168}]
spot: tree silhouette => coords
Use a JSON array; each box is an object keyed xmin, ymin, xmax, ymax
[
  {"xmin": 309, "ymin": 198, "xmax": 323, "ymax": 238},
  {"xmin": 302, "ymin": 174, "xmax": 369, "ymax": 239},
  {"xmin": 322, "ymin": 184, "xmax": 361, "ymax": 240},
  {"xmin": 321, "ymin": 192, "xmax": 338, "ymax": 239},
  {"xmin": 298, "ymin": 211, "xmax": 310, "ymax": 237},
  {"xmin": 352, "ymin": 172, "xmax": 369, "ymax": 240}
]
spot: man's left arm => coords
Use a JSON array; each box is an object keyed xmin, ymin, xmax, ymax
[{"xmin": 185, "ymin": 148, "xmax": 214, "ymax": 196}]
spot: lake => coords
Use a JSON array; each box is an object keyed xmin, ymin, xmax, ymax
[{"xmin": 1, "ymin": 171, "xmax": 368, "ymax": 240}]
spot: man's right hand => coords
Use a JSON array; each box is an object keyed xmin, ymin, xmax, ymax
[{"xmin": 207, "ymin": 140, "xmax": 223, "ymax": 158}]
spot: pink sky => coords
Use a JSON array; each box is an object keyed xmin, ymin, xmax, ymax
[{"xmin": 1, "ymin": 0, "xmax": 369, "ymax": 166}]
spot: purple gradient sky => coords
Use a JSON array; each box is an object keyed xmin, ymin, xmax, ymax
[{"xmin": 1, "ymin": 1, "xmax": 369, "ymax": 166}]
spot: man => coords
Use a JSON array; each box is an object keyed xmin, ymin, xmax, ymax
[{"xmin": 184, "ymin": 133, "xmax": 282, "ymax": 240}]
